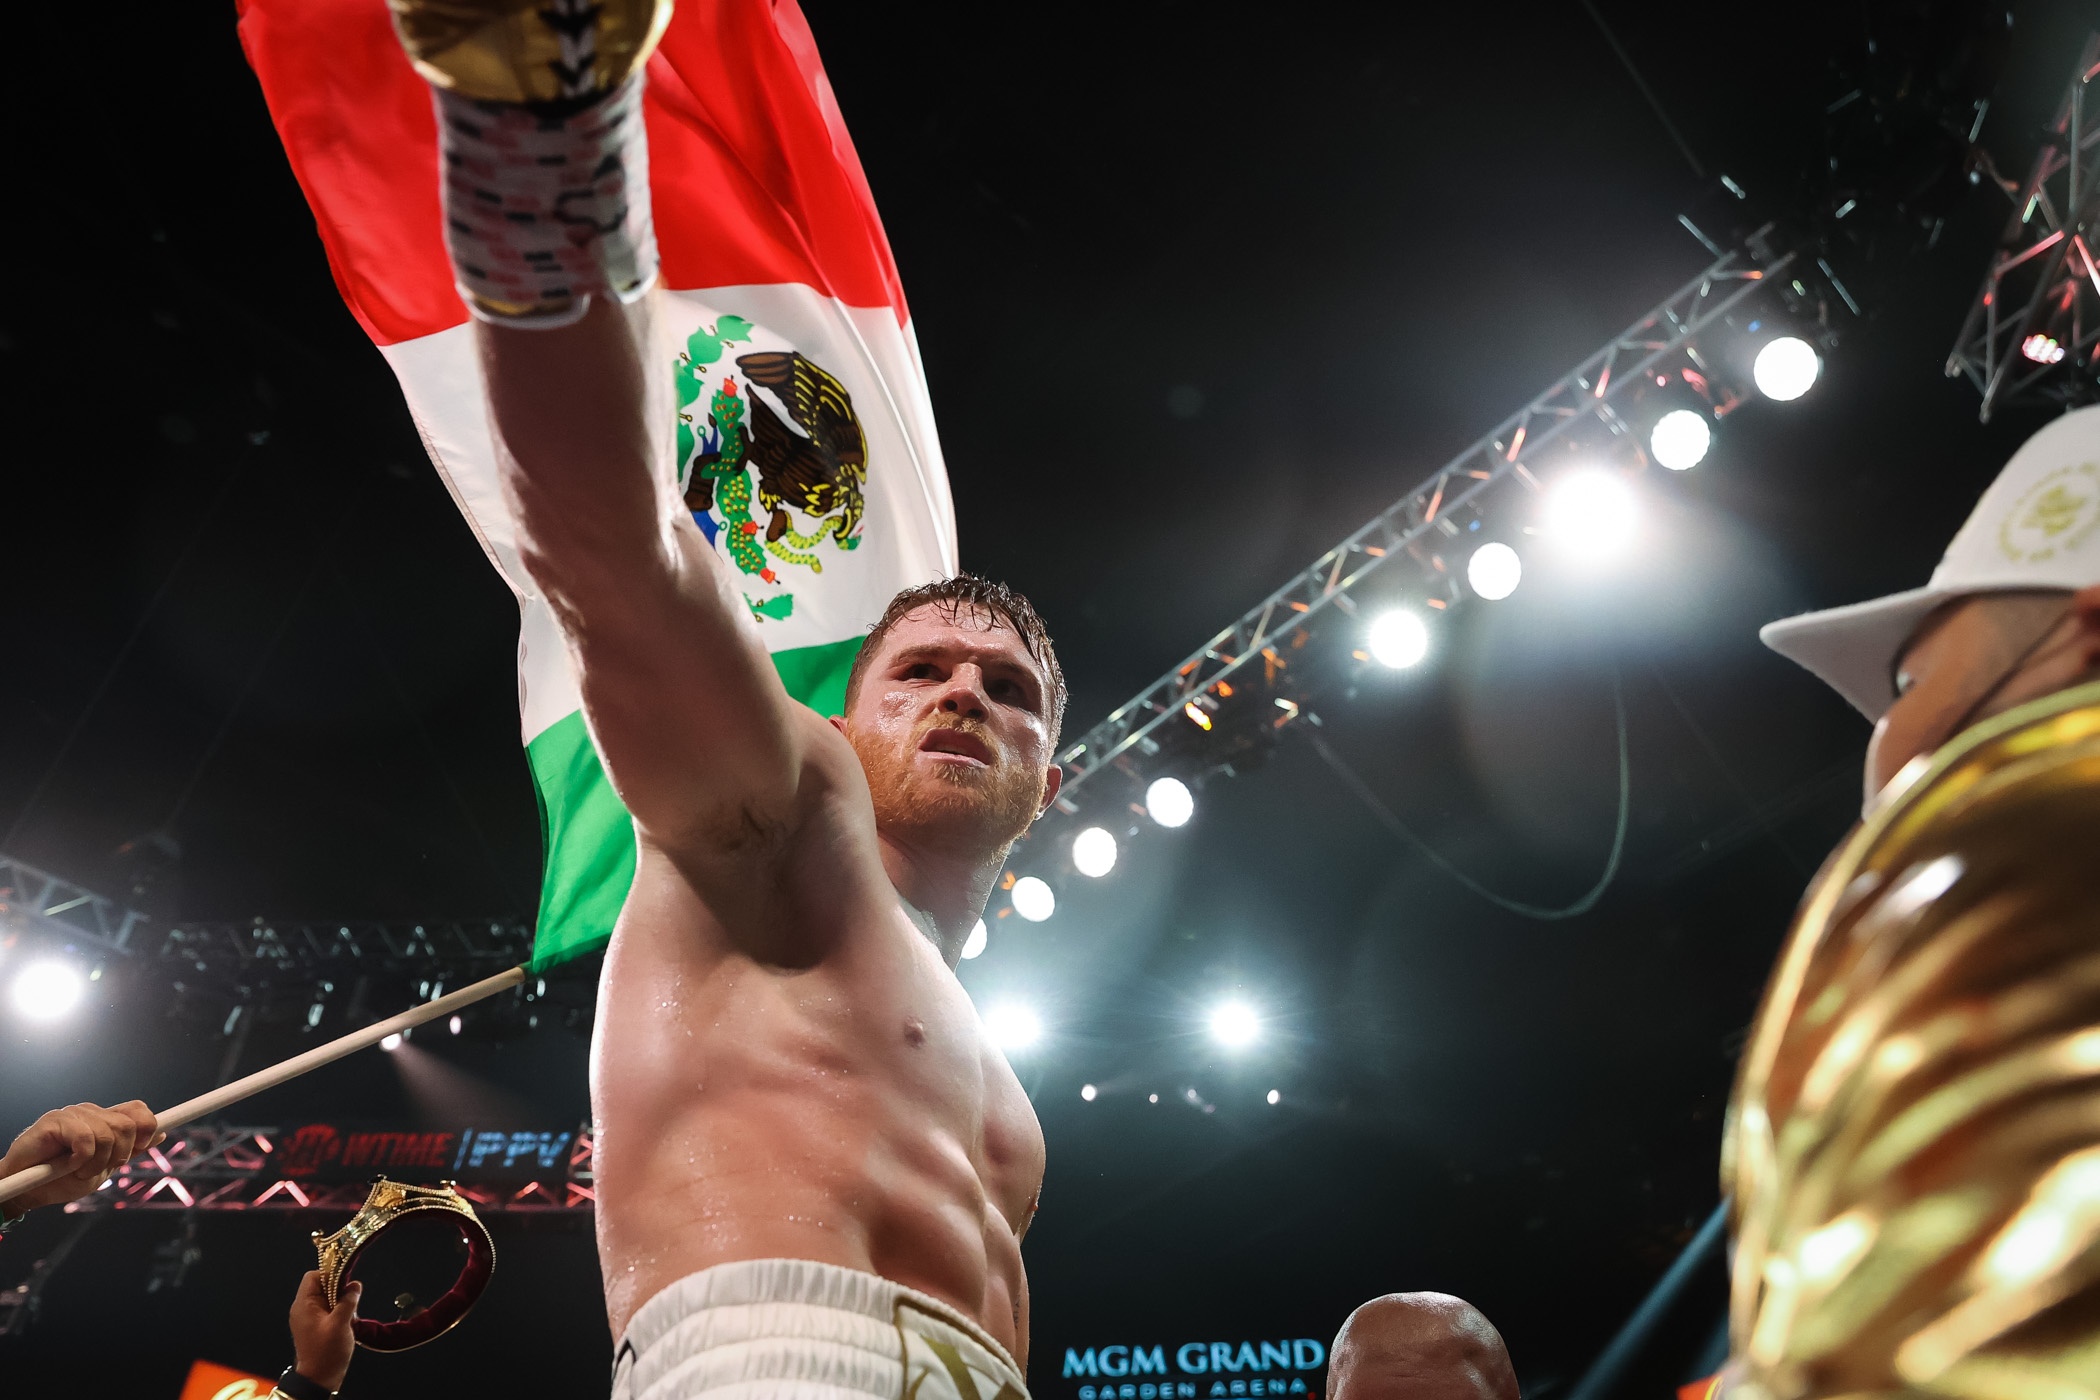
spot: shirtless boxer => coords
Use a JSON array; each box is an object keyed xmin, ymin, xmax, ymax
[{"xmin": 384, "ymin": 4, "xmax": 1057, "ymax": 1396}]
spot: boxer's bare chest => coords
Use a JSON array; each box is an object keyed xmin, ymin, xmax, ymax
[{"xmin": 592, "ymin": 848, "xmax": 1043, "ymax": 1278}]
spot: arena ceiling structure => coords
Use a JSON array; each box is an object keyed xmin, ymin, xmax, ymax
[{"xmin": 6, "ymin": 2, "xmax": 2099, "ymax": 1396}]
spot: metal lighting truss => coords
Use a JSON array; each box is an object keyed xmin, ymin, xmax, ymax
[
  {"xmin": 1047, "ymin": 243, "xmax": 1797, "ymax": 808},
  {"xmin": 71, "ymin": 1122, "xmax": 596, "ymax": 1216},
  {"xmin": 157, "ymin": 916, "xmax": 532, "ymax": 984},
  {"xmin": 1947, "ymin": 32, "xmax": 2100, "ymax": 421},
  {"xmin": 0, "ymin": 1124, "xmax": 592, "ymax": 1333},
  {"xmin": 2, "ymin": 851, "xmax": 531, "ymax": 985},
  {"xmin": 0, "ymin": 1213, "xmax": 96, "ymax": 1337},
  {"xmin": 5, "ymin": 248, "xmax": 1797, "ymax": 978},
  {"xmin": 0, "ymin": 851, "xmax": 149, "ymax": 959}
]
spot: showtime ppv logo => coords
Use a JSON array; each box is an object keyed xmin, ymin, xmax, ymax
[
  {"xmin": 1063, "ymin": 1341, "xmax": 1327, "ymax": 1400},
  {"xmin": 275, "ymin": 1123, "xmax": 572, "ymax": 1180}
]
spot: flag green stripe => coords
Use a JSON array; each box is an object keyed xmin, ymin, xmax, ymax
[{"xmin": 523, "ymin": 633, "xmax": 865, "ymax": 972}]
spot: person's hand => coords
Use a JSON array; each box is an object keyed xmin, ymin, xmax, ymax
[
  {"xmin": 289, "ymin": 1269, "xmax": 360, "ymax": 1392},
  {"xmin": 0, "ymin": 1101, "xmax": 162, "ymax": 1212}
]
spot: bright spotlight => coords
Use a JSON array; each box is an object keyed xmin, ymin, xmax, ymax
[
  {"xmin": 1148, "ymin": 1093, "xmax": 1159, "ymax": 1104},
  {"xmin": 449, "ymin": 1014, "xmax": 463, "ymax": 1036},
  {"xmin": 1080, "ymin": 1083, "xmax": 1098, "ymax": 1102},
  {"xmin": 1753, "ymin": 336, "xmax": 1820, "ymax": 401},
  {"xmin": 1467, "ymin": 542, "xmax": 1521, "ymax": 600},
  {"xmin": 1011, "ymin": 875, "xmax": 1055, "ymax": 922},
  {"xmin": 1649, "ymin": 408, "xmax": 1712, "ymax": 470},
  {"xmin": 11, "ymin": 960, "xmax": 84, "ymax": 1022},
  {"xmin": 982, "ymin": 1002, "xmax": 1042, "ymax": 1051},
  {"xmin": 380, "ymin": 1032, "xmax": 404, "ymax": 1052},
  {"xmin": 1266, "ymin": 1089, "xmax": 1281, "ymax": 1105},
  {"xmin": 961, "ymin": 919, "xmax": 988, "ymax": 960},
  {"xmin": 1145, "ymin": 776, "xmax": 1194, "ymax": 829},
  {"xmin": 2022, "ymin": 332, "xmax": 2067, "ymax": 364},
  {"xmin": 1546, "ymin": 470, "xmax": 1638, "ymax": 561},
  {"xmin": 1367, "ymin": 610, "xmax": 1429, "ymax": 669},
  {"xmin": 1209, "ymin": 1000, "xmax": 1260, "ymax": 1049},
  {"xmin": 1072, "ymin": 826, "xmax": 1118, "ymax": 878}
]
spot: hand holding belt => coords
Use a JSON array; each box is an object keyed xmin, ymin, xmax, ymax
[{"xmin": 312, "ymin": 1178, "xmax": 495, "ymax": 1352}]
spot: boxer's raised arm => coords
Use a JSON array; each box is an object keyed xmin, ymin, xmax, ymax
[{"xmin": 479, "ymin": 299, "xmax": 849, "ymax": 912}]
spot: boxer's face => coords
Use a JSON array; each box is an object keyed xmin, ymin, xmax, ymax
[
  {"xmin": 1866, "ymin": 585, "xmax": 2100, "ymax": 804},
  {"xmin": 837, "ymin": 607, "xmax": 1062, "ymax": 849}
]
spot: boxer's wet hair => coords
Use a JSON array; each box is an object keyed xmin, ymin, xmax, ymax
[{"xmin": 845, "ymin": 574, "xmax": 1067, "ymax": 740}]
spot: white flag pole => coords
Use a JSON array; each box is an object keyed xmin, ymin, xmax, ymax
[{"xmin": 0, "ymin": 965, "xmax": 528, "ymax": 1207}]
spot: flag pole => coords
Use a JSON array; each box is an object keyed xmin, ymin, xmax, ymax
[{"xmin": 0, "ymin": 965, "xmax": 529, "ymax": 1207}]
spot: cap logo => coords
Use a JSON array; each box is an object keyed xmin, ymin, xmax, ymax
[{"xmin": 1998, "ymin": 462, "xmax": 2100, "ymax": 564}]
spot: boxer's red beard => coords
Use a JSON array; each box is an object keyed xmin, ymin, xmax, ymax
[{"xmin": 854, "ymin": 719, "xmax": 1045, "ymax": 848}]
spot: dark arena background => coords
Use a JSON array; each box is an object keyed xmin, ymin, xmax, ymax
[{"xmin": 7, "ymin": 3, "xmax": 2100, "ymax": 1397}]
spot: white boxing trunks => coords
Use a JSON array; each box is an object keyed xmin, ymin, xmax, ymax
[{"xmin": 609, "ymin": 1258, "xmax": 1030, "ymax": 1400}]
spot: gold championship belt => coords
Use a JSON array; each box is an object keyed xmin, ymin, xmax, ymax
[
  {"xmin": 1722, "ymin": 678, "xmax": 2100, "ymax": 1400},
  {"xmin": 312, "ymin": 1178, "xmax": 495, "ymax": 1352}
]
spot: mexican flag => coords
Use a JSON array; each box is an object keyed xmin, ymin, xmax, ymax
[{"xmin": 239, "ymin": 0, "xmax": 957, "ymax": 970}]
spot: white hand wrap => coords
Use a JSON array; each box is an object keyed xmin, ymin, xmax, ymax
[{"xmin": 435, "ymin": 74, "xmax": 659, "ymax": 328}]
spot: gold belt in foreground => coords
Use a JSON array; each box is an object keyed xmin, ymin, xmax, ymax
[{"xmin": 1723, "ymin": 679, "xmax": 2100, "ymax": 1400}]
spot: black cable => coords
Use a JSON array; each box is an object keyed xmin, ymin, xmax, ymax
[
  {"xmin": 326, "ymin": 563, "xmax": 510, "ymax": 896},
  {"xmin": 1310, "ymin": 669, "xmax": 1629, "ymax": 921},
  {"xmin": 1645, "ymin": 661, "xmax": 1814, "ymax": 879},
  {"xmin": 1579, "ymin": 0, "xmax": 1708, "ymax": 179},
  {"xmin": 2, "ymin": 452, "xmax": 251, "ymax": 851},
  {"xmin": 160, "ymin": 478, "xmax": 377, "ymax": 832}
]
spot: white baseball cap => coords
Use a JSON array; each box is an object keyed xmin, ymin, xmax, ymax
[{"xmin": 1761, "ymin": 403, "xmax": 2100, "ymax": 720}]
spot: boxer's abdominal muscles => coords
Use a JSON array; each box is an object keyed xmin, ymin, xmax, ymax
[{"xmin": 590, "ymin": 874, "xmax": 1042, "ymax": 1344}]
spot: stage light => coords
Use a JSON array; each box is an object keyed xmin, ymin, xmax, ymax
[
  {"xmin": 1649, "ymin": 408, "xmax": 1712, "ymax": 470},
  {"xmin": 1072, "ymin": 826, "xmax": 1118, "ymax": 877},
  {"xmin": 1753, "ymin": 336, "xmax": 1820, "ymax": 401},
  {"xmin": 1266, "ymin": 1089, "xmax": 1281, "ymax": 1105},
  {"xmin": 2022, "ymin": 332, "xmax": 2067, "ymax": 364},
  {"xmin": 1146, "ymin": 776, "xmax": 1194, "ymax": 828},
  {"xmin": 1468, "ymin": 541, "xmax": 1521, "ymax": 600},
  {"xmin": 1183, "ymin": 700, "xmax": 1212, "ymax": 731},
  {"xmin": 380, "ymin": 1032, "xmax": 404, "ymax": 1052},
  {"xmin": 1081, "ymin": 1083, "xmax": 1098, "ymax": 1101},
  {"xmin": 1148, "ymin": 1093, "xmax": 1159, "ymax": 1103},
  {"xmin": 11, "ymin": 959, "xmax": 84, "ymax": 1022},
  {"xmin": 1209, "ymin": 999, "xmax": 1260, "ymax": 1049},
  {"xmin": 982, "ymin": 1002, "xmax": 1042, "ymax": 1051},
  {"xmin": 961, "ymin": 919, "xmax": 988, "ymax": 960},
  {"xmin": 1546, "ymin": 470, "xmax": 1638, "ymax": 560},
  {"xmin": 449, "ymin": 1014, "xmax": 463, "ymax": 1035},
  {"xmin": 1011, "ymin": 875, "xmax": 1055, "ymax": 922},
  {"xmin": 1367, "ymin": 610, "xmax": 1429, "ymax": 669}
]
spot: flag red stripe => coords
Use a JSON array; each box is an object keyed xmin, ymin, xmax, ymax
[{"xmin": 237, "ymin": 0, "xmax": 907, "ymax": 348}]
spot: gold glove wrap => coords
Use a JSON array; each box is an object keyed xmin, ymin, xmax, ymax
[
  {"xmin": 1722, "ymin": 678, "xmax": 2100, "ymax": 1400},
  {"xmin": 388, "ymin": 0, "xmax": 673, "ymax": 105},
  {"xmin": 390, "ymin": 0, "xmax": 668, "ymax": 325},
  {"xmin": 312, "ymin": 1178, "xmax": 495, "ymax": 1352}
]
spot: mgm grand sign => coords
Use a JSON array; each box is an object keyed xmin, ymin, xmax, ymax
[{"xmin": 1060, "ymin": 1340, "xmax": 1328, "ymax": 1400}]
